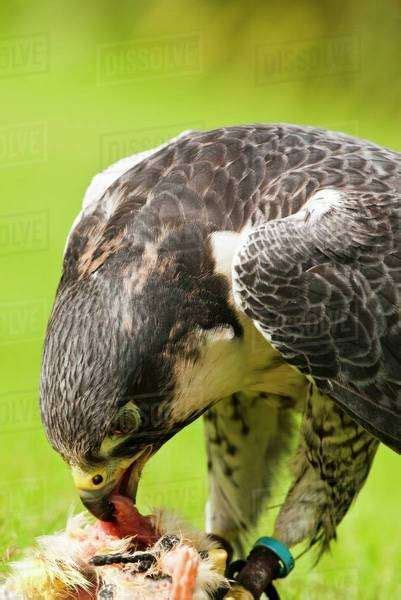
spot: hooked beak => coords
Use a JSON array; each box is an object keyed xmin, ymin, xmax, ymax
[{"xmin": 71, "ymin": 446, "xmax": 152, "ymax": 521}]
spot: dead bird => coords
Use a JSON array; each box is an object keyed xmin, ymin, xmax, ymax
[{"xmin": 0, "ymin": 504, "xmax": 232, "ymax": 600}]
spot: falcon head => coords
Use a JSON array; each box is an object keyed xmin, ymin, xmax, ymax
[{"xmin": 40, "ymin": 234, "xmax": 242, "ymax": 521}]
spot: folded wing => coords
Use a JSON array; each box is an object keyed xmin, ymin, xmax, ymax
[{"xmin": 233, "ymin": 188, "xmax": 401, "ymax": 452}]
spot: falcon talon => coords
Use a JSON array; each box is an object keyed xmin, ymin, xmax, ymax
[{"xmin": 264, "ymin": 583, "xmax": 281, "ymax": 600}]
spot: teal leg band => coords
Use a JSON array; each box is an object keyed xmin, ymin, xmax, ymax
[{"xmin": 253, "ymin": 536, "xmax": 295, "ymax": 578}]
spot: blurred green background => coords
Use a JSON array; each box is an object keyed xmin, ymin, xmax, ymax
[{"xmin": 0, "ymin": 1, "xmax": 400, "ymax": 598}]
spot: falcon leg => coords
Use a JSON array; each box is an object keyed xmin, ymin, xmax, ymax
[
  {"xmin": 204, "ymin": 392, "xmax": 295, "ymax": 557},
  {"xmin": 273, "ymin": 386, "xmax": 379, "ymax": 553}
]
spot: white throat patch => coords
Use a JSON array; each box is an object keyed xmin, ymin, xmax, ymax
[{"xmin": 209, "ymin": 226, "xmax": 252, "ymax": 282}]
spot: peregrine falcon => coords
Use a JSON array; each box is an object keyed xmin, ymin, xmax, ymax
[{"xmin": 40, "ymin": 125, "xmax": 401, "ymax": 578}]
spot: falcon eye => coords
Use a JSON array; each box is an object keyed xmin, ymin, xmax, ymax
[
  {"xmin": 92, "ymin": 474, "xmax": 103, "ymax": 486},
  {"xmin": 110, "ymin": 402, "xmax": 141, "ymax": 437}
]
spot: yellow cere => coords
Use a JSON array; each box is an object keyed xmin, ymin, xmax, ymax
[{"xmin": 71, "ymin": 455, "xmax": 137, "ymax": 492}]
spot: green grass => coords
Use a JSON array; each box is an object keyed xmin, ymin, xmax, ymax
[{"xmin": 0, "ymin": 1, "xmax": 401, "ymax": 597}]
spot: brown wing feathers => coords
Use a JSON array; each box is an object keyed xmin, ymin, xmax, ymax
[{"xmin": 234, "ymin": 191, "xmax": 401, "ymax": 451}]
